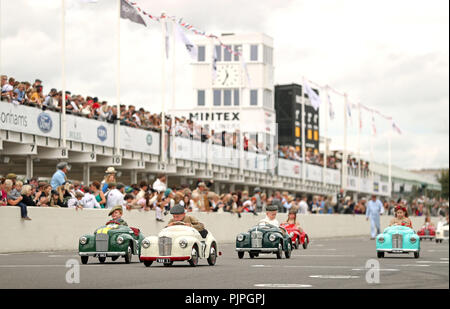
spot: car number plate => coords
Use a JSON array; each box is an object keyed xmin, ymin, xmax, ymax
[
  {"xmin": 98, "ymin": 253, "xmax": 107, "ymax": 257},
  {"xmin": 392, "ymin": 250, "xmax": 402, "ymax": 253},
  {"xmin": 156, "ymin": 258, "xmax": 171, "ymax": 263}
]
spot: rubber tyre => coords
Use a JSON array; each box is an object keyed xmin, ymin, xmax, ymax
[
  {"xmin": 144, "ymin": 261, "xmax": 153, "ymax": 267},
  {"xmin": 81, "ymin": 256, "xmax": 88, "ymax": 265},
  {"xmin": 302, "ymin": 236, "xmax": 309, "ymax": 249},
  {"xmin": 377, "ymin": 251, "xmax": 384, "ymax": 258},
  {"xmin": 238, "ymin": 251, "xmax": 245, "ymax": 259},
  {"xmin": 98, "ymin": 256, "xmax": 106, "ymax": 264},
  {"xmin": 414, "ymin": 251, "xmax": 420, "ymax": 259},
  {"xmin": 189, "ymin": 246, "xmax": 199, "ymax": 267},
  {"xmin": 294, "ymin": 238, "xmax": 299, "ymax": 250},
  {"xmin": 207, "ymin": 243, "xmax": 217, "ymax": 266},
  {"xmin": 436, "ymin": 239, "xmax": 439, "ymax": 243},
  {"xmin": 111, "ymin": 256, "xmax": 119, "ymax": 262},
  {"xmin": 163, "ymin": 261, "xmax": 174, "ymax": 267},
  {"xmin": 124, "ymin": 245, "xmax": 132, "ymax": 264},
  {"xmin": 249, "ymin": 252, "xmax": 256, "ymax": 259},
  {"xmin": 285, "ymin": 241, "xmax": 292, "ymax": 259},
  {"xmin": 275, "ymin": 242, "xmax": 283, "ymax": 259}
]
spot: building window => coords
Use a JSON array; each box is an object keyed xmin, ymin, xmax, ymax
[
  {"xmin": 215, "ymin": 45, "xmax": 222, "ymax": 62},
  {"xmin": 213, "ymin": 89, "xmax": 221, "ymax": 106},
  {"xmin": 250, "ymin": 89, "xmax": 258, "ymax": 106},
  {"xmin": 224, "ymin": 45, "xmax": 232, "ymax": 62},
  {"xmin": 250, "ymin": 44, "xmax": 258, "ymax": 61},
  {"xmin": 197, "ymin": 46, "xmax": 205, "ymax": 62},
  {"xmin": 234, "ymin": 45, "xmax": 241, "ymax": 61},
  {"xmin": 263, "ymin": 45, "xmax": 273, "ymax": 65},
  {"xmin": 197, "ymin": 90, "xmax": 205, "ymax": 106},
  {"xmin": 224, "ymin": 90, "xmax": 232, "ymax": 106},
  {"xmin": 234, "ymin": 89, "xmax": 240, "ymax": 106},
  {"xmin": 263, "ymin": 89, "xmax": 272, "ymax": 108}
]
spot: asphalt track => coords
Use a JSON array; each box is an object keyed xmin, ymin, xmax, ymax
[{"xmin": 0, "ymin": 236, "xmax": 448, "ymax": 289}]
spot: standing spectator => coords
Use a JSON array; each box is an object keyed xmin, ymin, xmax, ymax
[
  {"xmin": 0, "ymin": 178, "xmax": 7, "ymax": 206},
  {"xmin": 298, "ymin": 195, "xmax": 308, "ymax": 214},
  {"xmin": 50, "ymin": 162, "xmax": 70, "ymax": 190},
  {"xmin": 105, "ymin": 182, "xmax": 125, "ymax": 209},
  {"xmin": 5, "ymin": 179, "xmax": 31, "ymax": 220},
  {"xmin": 101, "ymin": 167, "xmax": 117, "ymax": 193},
  {"xmin": 253, "ymin": 187, "xmax": 262, "ymax": 213},
  {"xmin": 366, "ymin": 195, "xmax": 384, "ymax": 239},
  {"xmin": 67, "ymin": 191, "xmax": 84, "ymax": 210},
  {"xmin": 81, "ymin": 188, "xmax": 101, "ymax": 209},
  {"xmin": 152, "ymin": 174, "xmax": 167, "ymax": 193},
  {"xmin": 90, "ymin": 181, "xmax": 106, "ymax": 208},
  {"xmin": 20, "ymin": 185, "xmax": 36, "ymax": 206}
]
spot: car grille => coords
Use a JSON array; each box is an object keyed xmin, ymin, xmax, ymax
[
  {"xmin": 95, "ymin": 233, "xmax": 109, "ymax": 252},
  {"xmin": 425, "ymin": 229, "xmax": 430, "ymax": 236},
  {"xmin": 251, "ymin": 231, "xmax": 263, "ymax": 248},
  {"xmin": 392, "ymin": 234, "xmax": 403, "ymax": 249},
  {"xmin": 158, "ymin": 237, "xmax": 172, "ymax": 256},
  {"xmin": 444, "ymin": 230, "xmax": 449, "ymax": 237}
]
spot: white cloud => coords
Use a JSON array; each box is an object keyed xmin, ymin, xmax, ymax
[{"xmin": 1, "ymin": 0, "xmax": 448, "ymax": 169}]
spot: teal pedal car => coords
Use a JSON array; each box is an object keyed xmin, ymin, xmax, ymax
[{"xmin": 376, "ymin": 225, "xmax": 420, "ymax": 258}]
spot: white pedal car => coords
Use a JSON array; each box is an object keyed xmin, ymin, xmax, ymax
[
  {"xmin": 435, "ymin": 221, "xmax": 449, "ymax": 243},
  {"xmin": 139, "ymin": 222, "xmax": 219, "ymax": 267}
]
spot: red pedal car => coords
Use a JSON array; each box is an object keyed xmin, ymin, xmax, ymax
[
  {"xmin": 417, "ymin": 225, "xmax": 436, "ymax": 241},
  {"xmin": 280, "ymin": 223, "xmax": 309, "ymax": 249}
]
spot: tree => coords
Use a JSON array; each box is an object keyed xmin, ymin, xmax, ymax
[{"xmin": 437, "ymin": 169, "xmax": 449, "ymax": 199}]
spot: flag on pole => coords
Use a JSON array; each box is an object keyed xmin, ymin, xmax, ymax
[
  {"xmin": 304, "ymin": 80, "xmax": 322, "ymax": 111},
  {"xmin": 175, "ymin": 23, "xmax": 198, "ymax": 60},
  {"xmin": 392, "ymin": 121, "xmax": 402, "ymax": 134},
  {"xmin": 120, "ymin": 0, "xmax": 147, "ymax": 27},
  {"xmin": 212, "ymin": 43, "xmax": 218, "ymax": 80},
  {"xmin": 327, "ymin": 93, "xmax": 335, "ymax": 120},
  {"xmin": 164, "ymin": 20, "xmax": 170, "ymax": 59},
  {"xmin": 371, "ymin": 113, "xmax": 377, "ymax": 136}
]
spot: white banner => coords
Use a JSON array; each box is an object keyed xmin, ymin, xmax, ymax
[
  {"xmin": 277, "ymin": 159, "xmax": 302, "ymax": 179},
  {"xmin": 120, "ymin": 126, "xmax": 160, "ymax": 155},
  {"xmin": 66, "ymin": 115, "xmax": 114, "ymax": 147},
  {"xmin": 306, "ymin": 164, "xmax": 322, "ymax": 182},
  {"xmin": 324, "ymin": 168, "xmax": 341, "ymax": 186},
  {"xmin": 0, "ymin": 101, "xmax": 60, "ymax": 139}
]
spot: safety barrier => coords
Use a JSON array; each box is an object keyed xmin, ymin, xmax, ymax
[{"xmin": 0, "ymin": 207, "xmax": 427, "ymax": 253}]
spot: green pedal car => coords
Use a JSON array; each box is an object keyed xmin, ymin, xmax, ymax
[
  {"xmin": 235, "ymin": 222, "xmax": 293, "ymax": 259},
  {"xmin": 78, "ymin": 223, "xmax": 144, "ymax": 264}
]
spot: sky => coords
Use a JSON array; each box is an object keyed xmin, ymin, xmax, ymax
[{"xmin": 0, "ymin": 0, "xmax": 448, "ymax": 171}]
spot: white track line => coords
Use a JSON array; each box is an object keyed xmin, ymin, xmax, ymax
[
  {"xmin": 254, "ymin": 283, "xmax": 312, "ymax": 288},
  {"xmin": 309, "ymin": 275, "xmax": 359, "ymax": 279}
]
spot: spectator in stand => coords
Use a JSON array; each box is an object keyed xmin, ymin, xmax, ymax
[
  {"xmin": 49, "ymin": 189, "xmax": 65, "ymax": 208},
  {"xmin": 89, "ymin": 181, "xmax": 106, "ymax": 208},
  {"xmin": 1, "ymin": 77, "xmax": 15, "ymax": 102},
  {"xmin": 30, "ymin": 85, "xmax": 44, "ymax": 106},
  {"xmin": 67, "ymin": 191, "xmax": 84, "ymax": 210},
  {"xmin": 50, "ymin": 162, "xmax": 70, "ymax": 190},
  {"xmin": 13, "ymin": 83, "xmax": 26, "ymax": 104},
  {"xmin": 20, "ymin": 185, "xmax": 36, "ymax": 206}
]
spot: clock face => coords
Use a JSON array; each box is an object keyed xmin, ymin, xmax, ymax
[{"xmin": 214, "ymin": 64, "xmax": 241, "ymax": 87}]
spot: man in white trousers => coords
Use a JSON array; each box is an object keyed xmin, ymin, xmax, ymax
[{"xmin": 366, "ymin": 194, "xmax": 384, "ymax": 239}]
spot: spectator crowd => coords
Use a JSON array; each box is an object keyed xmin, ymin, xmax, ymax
[{"xmin": 1, "ymin": 162, "xmax": 448, "ymax": 222}]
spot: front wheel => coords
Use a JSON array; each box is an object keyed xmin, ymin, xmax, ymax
[
  {"xmin": 414, "ymin": 251, "xmax": 420, "ymax": 259},
  {"xmin": 285, "ymin": 241, "xmax": 292, "ymax": 259},
  {"xmin": 124, "ymin": 245, "xmax": 132, "ymax": 264},
  {"xmin": 98, "ymin": 256, "xmax": 106, "ymax": 264},
  {"xmin": 302, "ymin": 235, "xmax": 309, "ymax": 249},
  {"xmin": 275, "ymin": 242, "xmax": 283, "ymax": 259},
  {"xmin": 237, "ymin": 251, "xmax": 244, "ymax": 259},
  {"xmin": 163, "ymin": 261, "xmax": 174, "ymax": 267},
  {"xmin": 144, "ymin": 261, "xmax": 153, "ymax": 267},
  {"xmin": 294, "ymin": 238, "xmax": 299, "ymax": 249},
  {"xmin": 81, "ymin": 256, "xmax": 89, "ymax": 265},
  {"xmin": 377, "ymin": 251, "xmax": 384, "ymax": 258},
  {"xmin": 207, "ymin": 243, "xmax": 217, "ymax": 266},
  {"xmin": 189, "ymin": 246, "xmax": 199, "ymax": 267}
]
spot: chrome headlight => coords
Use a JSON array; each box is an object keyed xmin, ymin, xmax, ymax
[
  {"xmin": 179, "ymin": 239, "xmax": 188, "ymax": 249},
  {"xmin": 237, "ymin": 234, "xmax": 245, "ymax": 242},
  {"xmin": 79, "ymin": 236, "xmax": 88, "ymax": 245},
  {"xmin": 142, "ymin": 239, "xmax": 150, "ymax": 249},
  {"xmin": 289, "ymin": 232, "xmax": 294, "ymax": 238},
  {"xmin": 410, "ymin": 237, "xmax": 417, "ymax": 243},
  {"xmin": 378, "ymin": 236, "xmax": 384, "ymax": 243},
  {"xmin": 269, "ymin": 234, "xmax": 277, "ymax": 242},
  {"xmin": 116, "ymin": 236, "xmax": 124, "ymax": 245}
]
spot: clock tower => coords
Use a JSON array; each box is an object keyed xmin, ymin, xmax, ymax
[{"xmin": 169, "ymin": 33, "xmax": 276, "ymax": 149}]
